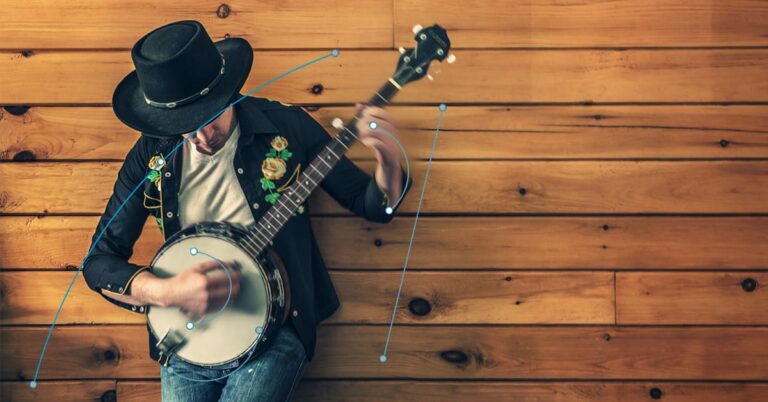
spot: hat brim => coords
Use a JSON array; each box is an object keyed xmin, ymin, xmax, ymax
[{"xmin": 112, "ymin": 37, "xmax": 252, "ymax": 138}]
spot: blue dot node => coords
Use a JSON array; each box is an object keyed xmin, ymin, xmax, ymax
[
  {"xmin": 369, "ymin": 121, "xmax": 378, "ymax": 129},
  {"xmin": 331, "ymin": 49, "xmax": 340, "ymax": 57},
  {"xmin": 379, "ymin": 354, "xmax": 388, "ymax": 363},
  {"xmin": 186, "ymin": 322, "xmax": 195, "ymax": 330},
  {"xmin": 190, "ymin": 247, "xmax": 198, "ymax": 256},
  {"xmin": 439, "ymin": 103, "xmax": 447, "ymax": 111},
  {"xmin": 385, "ymin": 206, "xmax": 393, "ymax": 215},
  {"xmin": 29, "ymin": 381, "xmax": 38, "ymax": 390}
]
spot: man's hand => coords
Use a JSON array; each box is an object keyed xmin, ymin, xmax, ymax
[
  {"xmin": 354, "ymin": 103, "xmax": 405, "ymax": 202},
  {"xmin": 101, "ymin": 260, "xmax": 241, "ymax": 318},
  {"xmin": 166, "ymin": 260, "xmax": 241, "ymax": 317}
]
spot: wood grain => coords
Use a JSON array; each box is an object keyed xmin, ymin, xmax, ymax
[
  {"xmin": 3, "ymin": 161, "xmax": 768, "ymax": 214},
  {"xmin": 117, "ymin": 380, "xmax": 768, "ymax": 402},
  {"xmin": 0, "ymin": 271, "xmax": 614, "ymax": 325},
  {"xmin": 0, "ymin": 0, "xmax": 393, "ymax": 50},
  {"xmin": 3, "ymin": 216, "xmax": 767, "ymax": 270},
  {"xmin": 0, "ymin": 381, "xmax": 115, "ymax": 402},
  {"xmin": 616, "ymin": 272, "xmax": 768, "ymax": 324},
  {"xmin": 3, "ymin": 325, "xmax": 767, "ymax": 380},
  {"xmin": 395, "ymin": 0, "xmax": 768, "ymax": 48},
  {"xmin": 3, "ymin": 50, "xmax": 768, "ymax": 104},
  {"xmin": 3, "ymin": 105, "xmax": 768, "ymax": 161}
]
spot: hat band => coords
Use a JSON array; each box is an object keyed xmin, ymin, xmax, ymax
[{"xmin": 142, "ymin": 51, "xmax": 226, "ymax": 109}]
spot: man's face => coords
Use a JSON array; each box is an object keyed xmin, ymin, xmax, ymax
[{"xmin": 183, "ymin": 107, "xmax": 236, "ymax": 155}]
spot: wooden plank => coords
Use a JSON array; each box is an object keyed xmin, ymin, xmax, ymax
[
  {"xmin": 4, "ymin": 105, "xmax": 768, "ymax": 161},
  {"xmin": 0, "ymin": 380, "xmax": 115, "ymax": 402},
  {"xmin": 616, "ymin": 272, "xmax": 768, "ymax": 325},
  {"xmin": 3, "ymin": 50, "xmax": 768, "ymax": 104},
  {"xmin": 117, "ymin": 380, "xmax": 768, "ymax": 402},
  {"xmin": 3, "ymin": 325, "xmax": 767, "ymax": 380},
  {"xmin": 0, "ymin": 0, "xmax": 393, "ymax": 50},
  {"xmin": 395, "ymin": 0, "xmax": 768, "ymax": 48},
  {"xmin": 2, "ymin": 216, "xmax": 768, "ymax": 270},
  {"xmin": 4, "ymin": 161, "xmax": 768, "ymax": 214},
  {"xmin": 0, "ymin": 271, "xmax": 614, "ymax": 325}
]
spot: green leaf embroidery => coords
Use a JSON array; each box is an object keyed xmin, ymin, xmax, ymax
[
  {"xmin": 265, "ymin": 192, "xmax": 281, "ymax": 204},
  {"xmin": 155, "ymin": 216, "xmax": 164, "ymax": 232},
  {"xmin": 260, "ymin": 177, "xmax": 276, "ymax": 190},
  {"xmin": 279, "ymin": 149, "xmax": 292, "ymax": 160},
  {"xmin": 266, "ymin": 149, "xmax": 278, "ymax": 158},
  {"xmin": 147, "ymin": 170, "xmax": 160, "ymax": 182}
]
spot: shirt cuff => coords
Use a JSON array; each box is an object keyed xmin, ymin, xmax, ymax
[{"xmin": 365, "ymin": 165, "xmax": 412, "ymax": 223}]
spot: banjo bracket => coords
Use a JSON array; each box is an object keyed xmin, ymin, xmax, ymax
[{"xmin": 156, "ymin": 328, "xmax": 187, "ymax": 358}]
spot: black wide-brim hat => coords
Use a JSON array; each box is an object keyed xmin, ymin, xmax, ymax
[{"xmin": 112, "ymin": 20, "xmax": 253, "ymax": 138}]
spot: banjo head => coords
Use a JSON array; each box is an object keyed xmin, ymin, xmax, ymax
[{"xmin": 147, "ymin": 222, "xmax": 277, "ymax": 366}]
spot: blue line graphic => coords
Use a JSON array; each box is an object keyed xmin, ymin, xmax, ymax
[
  {"xmin": 366, "ymin": 120, "xmax": 412, "ymax": 214},
  {"xmin": 30, "ymin": 49, "xmax": 340, "ymax": 389},
  {"xmin": 379, "ymin": 103, "xmax": 446, "ymax": 364}
]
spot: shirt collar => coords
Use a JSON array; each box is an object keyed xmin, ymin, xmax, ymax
[{"xmin": 233, "ymin": 95, "xmax": 280, "ymax": 146}]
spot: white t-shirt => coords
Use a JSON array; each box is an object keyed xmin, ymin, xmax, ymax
[{"xmin": 178, "ymin": 119, "xmax": 255, "ymax": 230}]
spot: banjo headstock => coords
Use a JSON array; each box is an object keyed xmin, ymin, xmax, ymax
[{"xmin": 392, "ymin": 24, "xmax": 454, "ymax": 87}]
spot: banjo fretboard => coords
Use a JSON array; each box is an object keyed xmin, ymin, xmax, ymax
[{"xmin": 239, "ymin": 79, "xmax": 401, "ymax": 255}]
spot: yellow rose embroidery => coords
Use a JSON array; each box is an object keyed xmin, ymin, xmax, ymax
[
  {"xmin": 261, "ymin": 157, "xmax": 287, "ymax": 181},
  {"xmin": 260, "ymin": 134, "xmax": 302, "ymax": 215},
  {"xmin": 270, "ymin": 135, "xmax": 289, "ymax": 151}
]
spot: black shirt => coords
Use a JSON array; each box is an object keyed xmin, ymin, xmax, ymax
[{"xmin": 82, "ymin": 95, "xmax": 413, "ymax": 364}]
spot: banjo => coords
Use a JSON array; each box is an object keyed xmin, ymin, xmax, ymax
[{"xmin": 147, "ymin": 24, "xmax": 453, "ymax": 367}]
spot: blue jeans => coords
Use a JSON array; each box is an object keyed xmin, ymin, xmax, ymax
[{"xmin": 160, "ymin": 323, "xmax": 308, "ymax": 402}]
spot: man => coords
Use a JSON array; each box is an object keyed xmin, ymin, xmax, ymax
[{"xmin": 82, "ymin": 20, "xmax": 413, "ymax": 401}]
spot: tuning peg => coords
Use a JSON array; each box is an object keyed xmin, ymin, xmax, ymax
[
  {"xmin": 412, "ymin": 24, "xmax": 423, "ymax": 34},
  {"xmin": 398, "ymin": 47, "xmax": 406, "ymax": 54},
  {"xmin": 446, "ymin": 53, "xmax": 456, "ymax": 64},
  {"xmin": 331, "ymin": 117, "xmax": 344, "ymax": 130}
]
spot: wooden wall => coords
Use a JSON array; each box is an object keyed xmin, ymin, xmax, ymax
[{"xmin": 2, "ymin": 1, "xmax": 768, "ymax": 401}]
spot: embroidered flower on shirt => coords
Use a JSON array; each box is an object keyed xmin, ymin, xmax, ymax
[
  {"xmin": 147, "ymin": 154, "xmax": 164, "ymax": 191},
  {"xmin": 260, "ymin": 135, "xmax": 305, "ymax": 215}
]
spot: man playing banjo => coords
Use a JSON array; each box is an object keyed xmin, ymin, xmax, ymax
[{"xmin": 82, "ymin": 20, "xmax": 413, "ymax": 402}]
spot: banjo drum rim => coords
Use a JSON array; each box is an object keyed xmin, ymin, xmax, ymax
[{"xmin": 146, "ymin": 221, "xmax": 284, "ymax": 368}]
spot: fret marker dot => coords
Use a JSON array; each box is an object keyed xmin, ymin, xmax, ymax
[
  {"xmin": 186, "ymin": 322, "xmax": 195, "ymax": 330},
  {"xmin": 385, "ymin": 207, "xmax": 393, "ymax": 214},
  {"xmin": 369, "ymin": 121, "xmax": 378, "ymax": 129},
  {"xmin": 190, "ymin": 247, "xmax": 198, "ymax": 255}
]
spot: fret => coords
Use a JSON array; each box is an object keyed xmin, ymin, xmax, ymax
[
  {"xmin": 319, "ymin": 155, "xmax": 332, "ymax": 169},
  {"xmin": 333, "ymin": 135, "xmax": 349, "ymax": 149},
  {"xmin": 247, "ymin": 229, "xmax": 269, "ymax": 247},
  {"xmin": 325, "ymin": 145, "xmax": 339, "ymax": 159},
  {"xmin": 240, "ymin": 78, "xmax": 402, "ymax": 255}
]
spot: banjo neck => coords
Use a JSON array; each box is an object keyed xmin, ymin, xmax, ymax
[{"xmin": 239, "ymin": 79, "xmax": 401, "ymax": 255}]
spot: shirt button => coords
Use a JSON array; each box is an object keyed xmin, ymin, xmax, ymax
[
  {"xmin": 118, "ymin": 286, "xmax": 124, "ymax": 293},
  {"xmin": 292, "ymin": 309, "xmax": 299, "ymax": 317},
  {"xmin": 252, "ymin": 202, "xmax": 259, "ymax": 209},
  {"xmin": 237, "ymin": 168, "xmax": 244, "ymax": 174},
  {"xmin": 139, "ymin": 306, "xmax": 145, "ymax": 313},
  {"xmin": 164, "ymin": 171, "xmax": 171, "ymax": 178},
  {"xmin": 166, "ymin": 211, "xmax": 174, "ymax": 218},
  {"xmin": 131, "ymin": 305, "xmax": 137, "ymax": 311}
]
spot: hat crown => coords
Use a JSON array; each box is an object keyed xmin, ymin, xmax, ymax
[{"xmin": 132, "ymin": 20, "xmax": 224, "ymax": 105}]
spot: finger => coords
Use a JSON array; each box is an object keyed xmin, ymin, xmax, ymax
[{"xmin": 190, "ymin": 259, "xmax": 221, "ymax": 273}]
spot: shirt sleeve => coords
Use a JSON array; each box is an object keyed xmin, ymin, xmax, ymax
[
  {"xmin": 82, "ymin": 136, "xmax": 152, "ymax": 313},
  {"xmin": 295, "ymin": 107, "xmax": 414, "ymax": 223}
]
